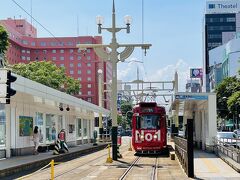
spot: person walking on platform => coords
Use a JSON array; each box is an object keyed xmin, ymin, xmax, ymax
[{"xmin": 33, "ymin": 126, "xmax": 40, "ymax": 155}]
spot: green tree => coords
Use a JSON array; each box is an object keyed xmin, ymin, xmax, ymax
[
  {"xmin": 10, "ymin": 61, "xmax": 80, "ymax": 95},
  {"xmin": 0, "ymin": 25, "xmax": 9, "ymax": 53},
  {"xmin": 117, "ymin": 101, "xmax": 133, "ymax": 129},
  {"xmin": 216, "ymin": 76, "xmax": 240, "ymax": 119}
]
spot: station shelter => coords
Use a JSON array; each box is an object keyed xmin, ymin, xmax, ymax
[
  {"xmin": 170, "ymin": 92, "xmax": 217, "ymax": 151},
  {"xmin": 0, "ymin": 74, "xmax": 110, "ymax": 158}
]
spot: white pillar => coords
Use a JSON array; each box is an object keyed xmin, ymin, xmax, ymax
[
  {"xmin": 206, "ymin": 94, "xmax": 217, "ymax": 150},
  {"xmin": 5, "ymin": 105, "xmax": 11, "ymax": 158},
  {"xmin": 201, "ymin": 110, "xmax": 206, "ymax": 150}
]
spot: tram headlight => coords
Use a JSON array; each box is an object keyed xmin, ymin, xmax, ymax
[
  {"xmin": 140, "ymin": 135, "xmax": 144, "ymax": 140},
  {"xmin": 153, "ymin": 135, "xmax": 157, "ymax": 139}
]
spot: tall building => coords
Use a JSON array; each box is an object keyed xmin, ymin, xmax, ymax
[
  {"xmin": 203, "ymin": 0, "xmax": 240, "ymax": 92},
  {"xmin": 0, "ymin": 18, "xmax": 112, "ymax": 108},
  {"xmin": 209, "ymin": 34, "xmax": 240, "ymax": 91}
]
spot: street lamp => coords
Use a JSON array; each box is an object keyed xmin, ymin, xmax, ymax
[
  {"xmin": 98, "ymin": 69, "xmax": 103, "ymax": 141},
  {"xmin": 77, "ymin": 0, "xmax": 151, "ymax": 160}
]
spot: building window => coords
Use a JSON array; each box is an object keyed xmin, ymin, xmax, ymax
[
  {"xmin": 78, "ymin": 77, "xmax": 82, "ymax": 81},
  {"xmin": 60, "ymin": 56, "xmax": 64, "ymax": 60},
  {"xmin": 87, "ymin": 77, "xmax": 91, "ymax": 81},
  {"xmin": 87, "ymin": 56, "xmax": 91, "ymax": 60},
  {"xmin": 60, "ymin": 64, "xmax": 64, "ymax": 67},
  {"xmin": 78, "ymin": 56, "xmax": 81, "ymax": 60},
  {"xmin": 21, "ymin": 49, "xmax": 25, "ymax": 53},
  {"xmin": 27, "ymin": 57, "xmax": 30, "ymax": 61},
  {"xmin": 68, "ymin": 42, "xmax": 73, "ymax": 46},
  {"xmin": 77, "ymin": 118, "xmax": 82, "ymax": 137},
  {"xmin": 77, "ymin": 63, "xmax": 81, "ymax": 67},
  {"xmin": 51, "ymin": 42, "xmax": 57, "ymax": 46},
  {"xmin": 43, "ymin": 57, "xmax": 47, "ymax": 61},
  {"xmin": 77, "ymin": 49, "xmax": 81, "ymax": 53},
  {"xmin": 40, "ymin": 42, "xmax": 46, "ymax": 46},
  {"xmin": 70, "ymin": 63, "xmax": 74, "ymax": 67},
  {"xmin": 52, "ymin": 50, "xmax": 56, "ymax": 53},
  {"xmin": 87, "ymin": 91, "xmax": 91, "ymax": 95},
  {"xmin": 87, "ymin": 84, "xmax": 91, "ymax": 88},
  {"xmin": 22, "ymin": 40, "xmax": 28, "ymax": 45},
  {"xmin": 70, "ymin": 56, "xmax": 74, "ymax": 60},
  {"xmin": 87, "ymin": 63, "xmax": 91, "ymax": 67},
  {"xmin": 226, "ymin": 17, "xmax": 236, "ymax": 22},
  {"xmin": 52, "ymin": 57, "xmax": 56, "ymax": 61},
  {"xmin": 87, "ymin": 49, "xmax": 91, "ymax": 53},
  {"xmin": 31, "ymin": 42, "xmax": 36, "ymax": 46},
  {"xmin": 87, "ymin": 70, "xmax": 91, "ymax": 74},
  {"xmin": 21, "ymin": 56, "xmax": 25, "ymax": 60},
  {"xmin": 70, "ymin": 70, "xmax": 74, "ymax": 75},
  {"xmin": 87, "ymin": 97, "xmax": 91, "ymax": 102},
  {"xmin": 78, "ymin": 91, "xmax": 82, "ymax": 95},
  {"xmin": 60, "ymin": 50, "xmax": 64, "ymax": 53},
  {"xmin": 35, "ymin": 57, "xmax": 39, "ymax": 60},
  {"xmin": 59, "ymin": 42, "xmax": 64, "ymax": 46},
  {"xmin": 43, "ymin": 50, "xmax": 47, "ymax": 54},
  {"xmin": 69, "ymin": 49, "xmax": 74, "ymax": 53},
  {"xmin": 26, "ymin": 50, "xmax": 30, "ymax": 54},
  {"xmin": 35, "ymin": 50, "xmax": 39, "ymax": 54},
  {"xmin": 78, "ymin": 70, "xmax": 81, "ymax": 74}
]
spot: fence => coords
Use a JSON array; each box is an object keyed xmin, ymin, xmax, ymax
[
  {"xmin": 213, "ymin": 137, "xmax": 240, "ymax": 163},
  {"xmin": 174, "ymin": 119, "xmax": 194, "ymax": 178}
]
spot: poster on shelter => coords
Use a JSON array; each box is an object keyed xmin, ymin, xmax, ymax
[{"xmin": 19, "ymin": 116, "xmax": 33, "ymax": 136}]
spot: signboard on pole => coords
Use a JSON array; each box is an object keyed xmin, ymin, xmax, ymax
[
  {"xmin": 190, "ymin": 68, "xmax": 203, "ymax": 78},
  {"xmin": 175, "ymin": 95, "xmax": 208, "ymax": 100}
]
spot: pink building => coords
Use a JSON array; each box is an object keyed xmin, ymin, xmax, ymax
[{"xmin": 0, "ymin": 18, "xmax": 111, "ymax": 109}]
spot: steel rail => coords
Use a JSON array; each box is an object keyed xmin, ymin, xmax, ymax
[
  {"xmin": 151, "ymin": 157, "xmax": 158, "ymax": 180},
  {"xmin": 119, "ymin": 156, "xmax": 141, "ymax": 180}
]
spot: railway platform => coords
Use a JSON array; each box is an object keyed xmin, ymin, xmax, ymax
[{"xmin": 0, "ymin": 143, "xmax": 108, "ymax": 179}]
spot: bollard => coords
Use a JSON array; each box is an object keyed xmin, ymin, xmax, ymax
[
  {"xmin": 128, "ymin": 138, "xmax": 132, "ymax": 151},
  {"xmin": 50, "ymin": 159, "xmax": 54, "ymax": 180},
  {"xmin": 106, "ymin": 144, "xmax": 113, "ymax": 163}
]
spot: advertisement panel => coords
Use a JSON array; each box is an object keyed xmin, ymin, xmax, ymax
[
  {"xmin": 206, "ymin": 0, "xmax": 240, "ymax": 14},
  {"xmin": 190, "ymin": 68, "xmax": 203, "ymax": 78},
  {"xmin": 19, "ymin": 116, "xmax": 33, "ymax": 136}
]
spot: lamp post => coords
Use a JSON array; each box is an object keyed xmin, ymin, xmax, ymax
[
  {"xmin": 77, "ymin": 0, "xmax": 151, "ymax": 160},
  {"xmin": 98, "ymin": 69, "xmax": 103, "ymax": 141}
]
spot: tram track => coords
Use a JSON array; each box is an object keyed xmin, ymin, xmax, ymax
[
  {"xmin": 119, "ymin": 156, "xmax": 159, "ymax": 180},
  {"xmin": 54, "ymin": 143, "xmax": 130, "ymax": 179}
]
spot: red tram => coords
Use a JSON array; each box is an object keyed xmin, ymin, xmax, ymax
[{"xmin": 132, "ymin": 102, "xmax": 168, "ymax": 155}]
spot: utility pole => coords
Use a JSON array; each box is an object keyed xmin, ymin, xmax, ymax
[{"xmin": 77, "ymin": 0, "xmax": 151, "ymax": 160}]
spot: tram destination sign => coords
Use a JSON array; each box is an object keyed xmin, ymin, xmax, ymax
[{"xmin": 175, "ymin": 95, "xmax": 208, "ymax": 100}]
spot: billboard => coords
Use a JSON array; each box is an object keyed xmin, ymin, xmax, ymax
[
  {"xmin": 190, "ymin": 68, "xmax": 203, "ymax": 78},
  {"xmin": 206, "ymin": 0, "xmax": 240, "ymax": 14}
]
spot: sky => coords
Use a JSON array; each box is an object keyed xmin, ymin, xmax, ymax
[{"xmin": 0, "ymin": 0, "xmax": 206, "ymax": 92}]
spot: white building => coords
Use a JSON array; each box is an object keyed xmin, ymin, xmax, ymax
[
  {"xmin": 209, "ymin": 34, "xmax": 240, "ymax": 91},
  {"xmin": 0, "ymin": 74, "xmax": 109, "ymax": 158}
]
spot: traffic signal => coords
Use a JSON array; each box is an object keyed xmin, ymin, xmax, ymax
[
  {"xmin": 7, "ymin": 71, "xmax": 17, "ymax": 97},
  {"xmin": 0, "ymin": 69, "xmax": 17, "ymax": 104}
]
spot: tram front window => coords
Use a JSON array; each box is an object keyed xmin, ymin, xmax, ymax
[{"xmin": 136, "ymin": 115, "xmax": 160, "ymax": 129}]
